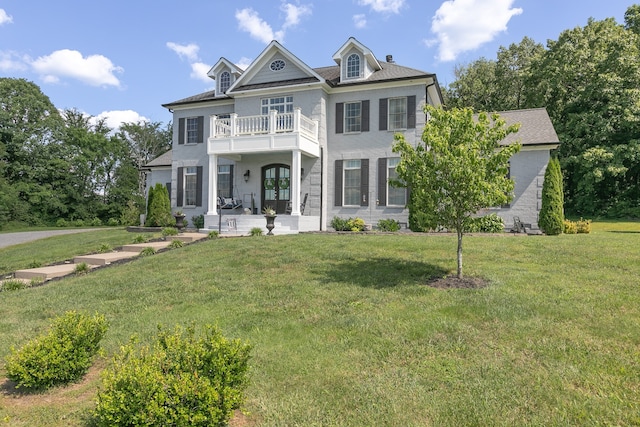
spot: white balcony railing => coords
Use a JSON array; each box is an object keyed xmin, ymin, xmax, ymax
[{"xmin": 210, "ymin": 108, "xmax": 318, "ymax": 140}]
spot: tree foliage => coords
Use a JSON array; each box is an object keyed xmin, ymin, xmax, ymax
[
  {"xmin": 392, "ymin": 106, "xmax": 520, "ymax": 278},
  {"xmin": 538, "ymin": 157, "xmax": 565, "ymax": 235}
]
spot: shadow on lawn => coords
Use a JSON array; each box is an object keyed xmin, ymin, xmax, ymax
[{"xmin": 318, "ymin": 257, "xmax": 449, "ymax": 289}]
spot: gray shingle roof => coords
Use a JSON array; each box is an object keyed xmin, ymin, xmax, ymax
[
  {"xmin": 163, "ymin": 61, "xmax": 435, "ymax": 108},
  {"xmin": 144, "ymin": 150, "xmax": 172, "ymax": 168},
  {"xmin": 495, "ymin": 108, "xmax": 560, "ymax": 146}
]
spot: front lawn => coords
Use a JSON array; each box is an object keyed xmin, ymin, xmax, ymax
[{"xmin": 0, "ymin": 225, "xmax": 638, "ymax": 426}]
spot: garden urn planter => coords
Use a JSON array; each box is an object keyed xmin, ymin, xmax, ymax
[
  {"xmin": 264, "ymin": 215, "xmax": 276, "ymax": 235},
  {"xmin": 174, "ymin": 214, "xmax": 186, "ymax": 230}
]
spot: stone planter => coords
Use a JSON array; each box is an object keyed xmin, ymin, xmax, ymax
[
  {"xmin": 264, "ymin": 215, "xmax": 276, "ymax": 235},
  {"xmin": 174, "ymin": 214, "xmax": 186, "ymax": 230}
]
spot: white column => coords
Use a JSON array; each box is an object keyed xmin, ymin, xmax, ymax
[
  {"xmin": 269, "ymin": 109, "xmax": 278, "ymax": 134},
  {"xmin": 207, "ymin": 154, "xmax": 218, "ymax": 215},
  {"xmin": 290, "ymin": 150, "xmax": 301, "ymax": 216}
]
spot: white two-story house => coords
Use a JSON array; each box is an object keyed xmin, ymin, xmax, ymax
[{"xmin": 145, "ymin": 37, "xmax": 559, "ymax": 233}]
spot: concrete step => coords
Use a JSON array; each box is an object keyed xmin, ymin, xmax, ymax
[
  {"xmin": 15, "ymin": 263, "xmax": 97, "ymax": 280},
  {"xmin": 74, "ymin": 251, "xmax": 140, "ymax": 266},
  {"xmin": 120, "ymin": 241, "xmax": 172, "ymax": 253},
  {"xmin": 172, "ymin": 232, "xmax": 208, "ymax": 243}
]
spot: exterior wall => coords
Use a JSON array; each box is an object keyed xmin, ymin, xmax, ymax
[
  {"xmin": 489, "ymin": 148, "xmax": 550, "ymax": 229},
  {"xmin": 326, "ymin": 83, "xmax": 428, "ymax": 228},
  {"xmin": 250, "ymin": 54, "xmax": 308, "ymax": 85},
  {"xmin": 146, "ymin": 167, "xmax": 171, "ymax": 196}
]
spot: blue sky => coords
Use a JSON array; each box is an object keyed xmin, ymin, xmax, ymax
[{"xmin": 0, "ymin": 0, "xmax": 631, "ymax": 129}]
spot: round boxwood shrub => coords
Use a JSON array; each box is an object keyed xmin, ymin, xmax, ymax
[
  {"xmin": 5, "ymin": 311, "xmax": 108, "ymax": 390},
  {"xmin": 94, "ymin": 324, "xmax": 251, "ymax": 427}
]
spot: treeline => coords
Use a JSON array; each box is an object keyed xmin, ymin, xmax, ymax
[
  {"xmin": 0, "ymin": 78, "xmax": 171, "ymax": 228},
  {"xmin": 444, "ymin": 5, "xmax": 640, "ymax": 218}
]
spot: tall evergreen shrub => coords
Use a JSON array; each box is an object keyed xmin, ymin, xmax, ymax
[
  {"xmin": 145, "ymin": 183, "xmax": 173, "ymax": 227},
  {"xmin": 539, "ymin": 157, "xmax": 564, "ymax": 235}
]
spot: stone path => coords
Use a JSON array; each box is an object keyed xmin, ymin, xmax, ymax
[{"xmin": 1, "ymin": 233, "xmax": 207, "ymax": 285}]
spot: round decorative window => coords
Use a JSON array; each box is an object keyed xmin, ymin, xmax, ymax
[{"xmin": 270, "ymin": 59, "xmax": 286, "ymax": 71}]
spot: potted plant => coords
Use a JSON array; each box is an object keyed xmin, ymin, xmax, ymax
[
  {"xmin": 173, "ymin": 210, "xmax": 186, "ymax": 230},
  {"xmin": 262, "ymin": 206, "xmax": 276, "ymax": 235}
]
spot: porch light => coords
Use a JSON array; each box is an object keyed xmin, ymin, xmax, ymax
[{"xmin": 243, "ymin": 170, "xmax": 250, "ymax": 182}]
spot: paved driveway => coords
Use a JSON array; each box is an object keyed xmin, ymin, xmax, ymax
[{"xmin": 0, "ymin": 229, "xmax": 95, "ymax": 249}]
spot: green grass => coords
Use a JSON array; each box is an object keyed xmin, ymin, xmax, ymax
[
  {"xmin": 0, "ymin": 224, "xmax": 639, "ymax": 426},
  {"xmin": 0, "ymin": 229, "xmax": 157, "ymax": 276}
]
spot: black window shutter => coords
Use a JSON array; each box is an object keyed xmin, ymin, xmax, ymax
[
  {"xmin": 377, "ymin": 158, "xmax": 387, "ymax": 206},
  {"xmin": 334, "ymin": 160, "xmax": 343, "ymax": 206},
  {"xmin": 362, "ymin": 100, "xmax": 370, "ymax": 132},
  {"xmin": 335, "ymin": 103, "xmax": 344, "ymax": 134},
  {"xmin": 379, "ymin": 98, "xmax": 388, "ymax": 131},
  {"xmin": 178, "ymin": 119, "xmax": 185, "ymax": 145},
  {"xmin": 197, "ymin": 116, "xmax": 204, "ymax": 143},
  {"xmin": 407, "ymin": 95, "xmax": 416, "ymax": 129},
  {"xmin": 360, "ymin": 159, "xmax": 369, "ymax": 207},
  {"xmin": 166, "ymin": 182, "xmax": 171, "ymax": 205},
  {"xmin": 196, "ymin": 166, "xmax": 203, "ymax": 207},
  {"xmin": 177, "ymin": 167, "xmax": 184, "ymax": 207},
  {"xmin": 229, "ymin": 164, "xmax": 234, "ymax": 198}
]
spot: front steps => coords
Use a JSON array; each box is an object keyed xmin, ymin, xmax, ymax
[{"xmin": 4, "ymin": 232, "xmax": 208, "ymax": 284}]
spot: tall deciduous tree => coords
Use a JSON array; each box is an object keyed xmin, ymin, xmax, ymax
[
  {"xmin": 392, "ymin": 106, "xmax": 520, "ymax": 278},
  {"xmin": 527, "ymin": 15, "xmax": 640, "ymax": 216},
  {"xmin": 119, "ymin": 121, "xmax": 172, "ymax": 196}
]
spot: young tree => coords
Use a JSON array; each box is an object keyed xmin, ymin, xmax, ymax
[
  {"xmin": 538, "ymin": 157, "xmax": 564, "ymax": 235},
  {"xmin": 392, "ymin": 106, "xmax": 520, "ymax": 279}
]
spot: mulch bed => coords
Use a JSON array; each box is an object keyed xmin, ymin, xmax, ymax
[{"xmin": 427, "ymin": 276, "xmax": 490, "ymax": 289}]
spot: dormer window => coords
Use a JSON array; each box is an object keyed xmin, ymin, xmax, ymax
[
  {"xmin": 346, "ymin": 53, "xmax": 361, "ymax": 79},
  {"xmin": 219, "ymin": 71, "xmax": 231, "ymax": 94}
]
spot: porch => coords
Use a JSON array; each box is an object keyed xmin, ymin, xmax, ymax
[
  {"xmin": 205, "ymin": 213, "xmax": 321, "ymax": 236},
  {"xmin": 205, "ymin": 108, "xmax": 321, "ymax": 226}
]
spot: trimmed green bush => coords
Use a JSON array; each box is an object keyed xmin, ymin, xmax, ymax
[
  {"xmin": 465, "ymin": 213, "xmax": 505, "ymax": 233},
  {"xmin": 377, "ymin": 218, "xmax": 401, "ymax": 232},
  {"xmin": 331, "ymin": 216, "xmax": 366, "ymax": 232},
  {"xmin": 139, "ymin": 247, "xmax": 156, "ymax": 257},
  {"xmin": 191, "ymin": 214, "xmax": 205, "ymax": 230},
  {"xmin": 94, "ymin": 324, "xmax": 251, "ymax": 427},
  {"xmin": 168, "ymin": 239, "xmax": 183, "ymax": 249},
  {"xmin": 250, "ymin": 227, "xmax": 263, "ymax": 236},
  {"xmin": 162, "ymin": 227, "xmax": 179, "ymax": 237},
  {"xmin": 539, "ymin": 157, "xmax": 564, "ymax": 235},
  {"xmin": 576, "ymin": 218, "xmax": 592, "ymax": 234},
  {"xmin": 56, "ymin": 218, "xmax": 68, "ymax": 227},
  {"xmin": 208, "ymin": 231, "xmax": 219, "ymax": 239},
  {"xmin": 107, "ymin": 217, "xmax": 120, "ymax": 227},
  {"xmin": 5, "ymin": 311, "xmax": 108, "ymax": 390},
  {"xmin": 563, "ymin": 220, "xmax": 577, "ymax": 234}
]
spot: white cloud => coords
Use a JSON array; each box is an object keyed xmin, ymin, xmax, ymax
[
  {"xmin": 429, "ymin": 0, "xmax": 523, "ymax": 62},
  {"xmin": 358, "ymin": 0, "xmax": 405, "ymax": 14},
  {"xmin": 235, "ymin": 3, "xmax": 311, "ymax": 43},
  {"xmin": 281, "ymin": 3, "xmax": 312, "ymax": 29},
  {"xmin": 0, "ymin": 9, "xmax": 13, "ymax": 25},
  {"xmin": 31, "ymin": 49, "xmax": 123, "ymax": 87},
  {"xmin": 92, "ymin": 110, "xmax": 148, "ymax": 131},
  {"xmin": 190, "ymin": 62, "xmax": 213, "ymax": 84},
  {"xmin": 235, "ymin": 57, "xmax": 252, "ymax": 70},
  {"xmin": 236, "ymin": 8, "xmax": 279, "ymax": 43},
  {"xmin": 353, "ymin": 14, "xmax": 367, "ymax": 29},
  {"xmin": 0, "ymin": 51, "xmax": 28, "ymax": 72},
  {"xmin": 166, "ymin": 42, "xmax": 200, "ymax": 62}
]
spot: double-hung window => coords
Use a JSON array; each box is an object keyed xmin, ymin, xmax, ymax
[
  {"xmin": 388, "ymin": 97, "xmax": 407, "ymax": 130},
  {"xmin": 186, "ymin": 118, "xmax": 199, "ymax": 144},
  {"xmin": 344, "ymin": 102, "xmax": 362, "ymax": 133},
  {"xmin": 184, "ymin": 167, "xmax": 198, "ymax": 206},
  {"xmin": 178, "ymin": 116, "xmax": 203, "ymax": 145},
  {"xmin": 261, "ymin": 96, "xmax": 293, "ymax": 115},
  {"xmin": 387, "ymin": 158, "xmax": 406, "ymax": 206},
  {"xmin": 343, "ymin": 160, "xmax": 362, "ymax": 206},
  {"xmin": 379, "ymin": 96, "xmax": 416, "ymax": 131}
]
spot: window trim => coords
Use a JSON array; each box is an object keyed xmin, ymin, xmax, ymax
[
  {"xmin": 261, "ymin": 95, "xmax": 294, "ymax": 115},
  {"xmin": 386, "ymin": 157, "xmax": 406, "ymax": 207},
  {"xmin": 344, "ymin": 101, "xmax": 362, "ymax": 134},
  {"xmin": 178, "ymin": 116, "xmax": 204, "ymax": 145},
  {"xmin": 334, "ymin": 159, "xmax": 369, "ymax": 207},
  {"xmin": 219, "ymin": 71, "xmax": 231, "ymax": 94},
  {"xmin": 346, "ymin": 53, "xmax": 361, "ymax": 79}
]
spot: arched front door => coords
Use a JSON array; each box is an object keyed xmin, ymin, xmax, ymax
[{"xmin": 262, "ymin": 164, "xmax": 290, "ymax": 214}]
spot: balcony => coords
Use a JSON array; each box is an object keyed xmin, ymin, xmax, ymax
[{"xmin": 208, "ymin": 108, "xmax": 320, "ymax": 158}]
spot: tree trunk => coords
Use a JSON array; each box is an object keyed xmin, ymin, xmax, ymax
[{"xmin": 457, "ymin": 230, "xmax": 463, "ymax": 279}]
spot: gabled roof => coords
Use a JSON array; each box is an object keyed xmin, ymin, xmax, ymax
[
  {"xmin": 315, "ymin": 62, "xmax": 434, "ymax": 87},
  {"xmin": 495, "ymin": 108, "xmax": 560, "ymax": 146},
  {"xmin": 227, "ymin": 40, "xmax": 325, "ymax": 94},
  {"xmin": 144, "ymin": 150, "xmax": 172, "ymax": 168},
  {"xmin": 207, "ymin": 57, "xmax": 244, "ymax": 79},
  {"xmin": 332, "ymin": 37, "xmax": 382, "ymax": 72}
]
